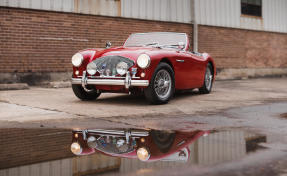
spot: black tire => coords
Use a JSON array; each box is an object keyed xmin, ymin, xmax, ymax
[
  {"xmin": 199, "ymin": 63, "xmax": 214, "ymax": 94},
  {"xmin": 144, "ymin": 62, "xmax": 175, "ymax": 104},
  {"xmin": 150, "ymin": 130, "xmax": 175, "ymax": 153},
  {"xmin": 72, "ymin": 84, "xmax": 101, "ymax": 100}
]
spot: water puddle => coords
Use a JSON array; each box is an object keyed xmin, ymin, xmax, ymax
[
  {"xmin": 280, "ymin": 113, "xmax": 287, "ymax": 119},
  {"xmin": 0, "ymin": 128, "xmax": 266, "ymax": 176}
]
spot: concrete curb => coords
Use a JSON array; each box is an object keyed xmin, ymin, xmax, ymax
[
  {"xmin": 39, "ymin": 81, "xmax": 71, "ymax": 88},
  {"xmin": 216, "ymin": 68, "xmax": 287, "ymax": 80},
  {"xmin": 0, "ymin": 83, "xmax": 29, "ymax": 90}
]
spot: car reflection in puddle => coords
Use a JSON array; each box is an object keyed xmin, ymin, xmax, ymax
[
  {"xmin": 69, "ymin": 128, "xmax": 266, "ymax": 175},
  {"xmin": 71, "ymin": 129, "xmax": 209, "ymax": 162},
  {"xmin": 0, "ymin": 128, "xmax": 266, "ymax": 176}
]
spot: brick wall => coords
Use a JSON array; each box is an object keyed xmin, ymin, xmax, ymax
[
  {"xmin": 0, "ymin": 7, "xmax": 193, "ymax": 74},
  {"xmin": 1, "ymin": 7, "xmax": 287, "ymax": 82},
  {"xmin": 0, "ymin": 128, "xmax": 72, "ymax": 169},
  {"xmin": 198, "ymin": 25, "xmax": 287, "ymax": 69}
]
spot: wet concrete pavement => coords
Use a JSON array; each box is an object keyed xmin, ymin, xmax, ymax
[{"xmin": 0, "ymin": 78, "xmax": 287, "ymax": 175}]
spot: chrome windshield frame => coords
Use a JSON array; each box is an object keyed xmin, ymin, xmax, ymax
[{"xmin": 123, "ymin": 32, "xmax": 189, "ymax": 51}]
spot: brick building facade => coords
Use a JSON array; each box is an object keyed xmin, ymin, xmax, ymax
[{"xmin": 0, "ymin": 7, "xmax": 194, "ymax": 84}]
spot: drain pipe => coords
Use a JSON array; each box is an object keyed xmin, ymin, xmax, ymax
[
  {"xmin": 193, "ymin": 22, "xmax": 198, "ymax": 52},
  {"xmin": 191, "ymin": 0, "xmax": 198, "ymax": 52}
]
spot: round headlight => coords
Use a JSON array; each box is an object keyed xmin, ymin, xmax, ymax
[
  {"xmin": 71, "ymin": 142, "xmax": 82, "ymax": 155},
  {"xmin": 87, "ymin": 62, "xmax": 97, "ymax": 75},
  {"xmin": 137, "ymin": 147, "xmax": 150, "ymax": 161},
  {"xmin": 116, "ymin": 62, "xmax": 128, "ymax": 76},
  {"xmin": 72, "ymin": 53, "xmax": 83, "ymax": 67},
  {"xmin": 137, "ymin": 54, "xmax": 150, "ymax": 69}
]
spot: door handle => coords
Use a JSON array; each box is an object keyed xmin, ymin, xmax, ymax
[{"xmin": 176, "ymin": 59, "xmax": 185, "ymax": 62}]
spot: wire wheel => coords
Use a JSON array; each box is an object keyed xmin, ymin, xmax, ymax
[
  {"xmin": 144, "ymin": 62, "xmax": 175, "ymax": 104},
  {"xmin": 199, "ymin": 63, "xmax": 214, "ymax": 94},
  {"xmin": 154, "ymin": 70, "xmax": 172, "ymax": 100},
  {"xmin": 205, "ymin": 66, "xmax": 213, "ymax": 91}
]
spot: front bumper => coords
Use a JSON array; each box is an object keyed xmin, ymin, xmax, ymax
[{"xmin": 71, "ymin": 71, "xmax": 149, "ymax": 89}]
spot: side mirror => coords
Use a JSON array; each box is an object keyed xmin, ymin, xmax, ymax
[
  {"xmin": 106, "ymin": 41, "xmax": 112, "ymax": 49},
  {"xmin": 178, "ymin": 42, "xmax": 185, "ymax": 50}
]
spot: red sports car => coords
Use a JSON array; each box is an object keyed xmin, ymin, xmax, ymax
[{"xmin": 71, "ymin": 32, "xmax": 216, "ymax": 104}]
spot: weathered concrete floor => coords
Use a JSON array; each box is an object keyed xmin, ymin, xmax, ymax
[{"xmin": 0, "ymin": 78, "xmax": 287, "ymax": 125}]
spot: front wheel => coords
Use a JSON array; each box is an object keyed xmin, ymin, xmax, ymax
[
  {"xmin": 144, "ymin": 62, "xmax": 175, "ymax": 104},
  {"xmin": 72, "ymin": 84, "xmax": 101, "ymax": 100},
  {"xmin": 199, "ymin": 63, "xmax": 214, "ymax": 94}
]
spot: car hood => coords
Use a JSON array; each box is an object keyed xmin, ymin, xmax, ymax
[{"xmin": 91, "ymin": 47, "xmax": 172, "ymax": 62}]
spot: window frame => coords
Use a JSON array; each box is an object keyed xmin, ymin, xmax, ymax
[{"xmin": 241, "ymin": 0, "xmax": 262, "ymax": 17}]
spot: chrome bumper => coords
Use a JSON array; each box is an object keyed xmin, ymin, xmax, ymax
[
  {"xmin": 71, "ymin": 71, "xmax": 149, "ymax": 89},
  {"xmin": 75, "ymin": 129, "xmax": 149, "ymax": 143}
]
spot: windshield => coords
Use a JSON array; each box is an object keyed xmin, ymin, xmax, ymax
[{"xmin": 124, "ymin": 32, "xmax": 188, "ymax": 49}]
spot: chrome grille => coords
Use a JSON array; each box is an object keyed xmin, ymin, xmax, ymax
[
  {"xmin": 94, "ymin": 137, "xmax": 134, "ymax": 154},
  {"xmin": 88, "ymin": 56, "xmax": 134, "ymax": 76}
]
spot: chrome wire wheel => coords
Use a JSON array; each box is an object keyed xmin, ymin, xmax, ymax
[
  {"xmin": 205, "ymin": 66, "xmax": 213, "ymax": 91},
  {"xmin": 199, "ymin": 63, "xmax": 214, "ymax": 94},
  {"xmin": 144, "ymin": 62, "xmax": 174, "ymax": 104},
  {"xmin": 154, "ymin": 69, "xmax": 172, "ymax": 100}
]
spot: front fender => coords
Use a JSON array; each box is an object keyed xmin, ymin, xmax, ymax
[
  {"xmin": 72, "ymin": 49, "xmax": 103, "ymax": 77},
  {"xmin": 139, "ymin": 56, "xmax": 164, "ymax": 81}
]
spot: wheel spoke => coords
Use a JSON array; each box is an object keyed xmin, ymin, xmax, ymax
[{"xmin": 155, "ymin": 87, "xmax": 160, "ymax": 94}]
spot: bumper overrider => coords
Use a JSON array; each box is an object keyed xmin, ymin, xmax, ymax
[{"xmin": 71, "ymin": 71, "xmax": 149, "ymax": 89}]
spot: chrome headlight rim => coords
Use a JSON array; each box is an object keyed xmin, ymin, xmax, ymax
[
  {"xmin": 87, "ymin": 68, "xmax": 97, "ymax": 75},
  {"xmin": 71, "ymin": 142, "xmax": 82, "ymax": 155},
  {"xmin": 116, "ymin": 61, "xmax": 128, "ymax": 76},
  {"xmin": 137, "ymin": 147, "xmax": 150, "ymax": 161},
  {"xmin": 137, "ymin": 54, "xmax": 151, "ymax": 69},
  {"xmin": 72, "ymin": 53, "xmax": 84, "ymax": 67},
  {"xmin": 87, "ymin": 62, "xmax": 97, "ymax": 75}
]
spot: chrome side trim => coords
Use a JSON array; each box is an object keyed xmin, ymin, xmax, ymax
[{"xmin": 176, "ymin": 59, "xmax": 185, "ymax": 62}]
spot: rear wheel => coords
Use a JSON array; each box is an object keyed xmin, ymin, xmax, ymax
[
  {"xmin": 144, "ymin": 62, "xmax": 175, "ymax": 104},
  {"xmin": 199, "ymin": 63, "xmax": 214, "ymax": 94},
  {"xmin": 72, "ymin": 84, "xmax": 101, "ymax": 100}
]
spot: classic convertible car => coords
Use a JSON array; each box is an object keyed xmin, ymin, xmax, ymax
[
  {"xmin": 71, "ymin": 32, "xmax": 215, "ymax": 104},
  {"xmin": 70, "ymin": 129, "xmax": 209, "ymax": 162}
]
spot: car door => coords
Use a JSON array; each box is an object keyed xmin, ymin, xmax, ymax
[
  {"xmin": 186, "ymin": 52, "xmax": 206, "ymax": 88},
  {"xmin": 173, "ymin": 51, "xmax": 205, "ymax": 89}
]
